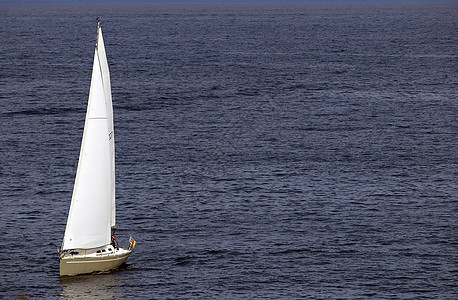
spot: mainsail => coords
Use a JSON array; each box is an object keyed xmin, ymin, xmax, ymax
[{"xmin": 62, "ymin": 24, "xmax": 115, "ymax": 250}]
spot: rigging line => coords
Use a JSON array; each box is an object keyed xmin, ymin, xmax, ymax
[{"xmin": 97, "ymin": 52, "xmax": 106, "ymax": 90}]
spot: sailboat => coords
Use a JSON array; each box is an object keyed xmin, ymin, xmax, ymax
[{"xmin": 59, "ymin": 19, "xmax": 135, "ymax": 276}]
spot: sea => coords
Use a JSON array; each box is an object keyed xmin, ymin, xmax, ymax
[{"xmin": 0, "ymin": 1, "xmax": 456, "ymax": 299}]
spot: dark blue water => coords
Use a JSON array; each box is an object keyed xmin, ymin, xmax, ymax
[{"xmin": 0, "ymin": 2, "xmax": 457, "ymax": 298}]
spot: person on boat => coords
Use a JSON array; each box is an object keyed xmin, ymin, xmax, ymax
[{"xmin": 111, "ymin": 234, "xmax": 119, "ymax": 250}]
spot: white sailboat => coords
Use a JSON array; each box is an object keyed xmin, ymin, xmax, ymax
[{"xmin": 59, "ymin": 19, "xmax": 135, "ymax": 276}]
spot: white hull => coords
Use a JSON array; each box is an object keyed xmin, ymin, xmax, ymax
[{"xmin": 60, "ymin": 246, "xmax": 131, "ymax": 276}]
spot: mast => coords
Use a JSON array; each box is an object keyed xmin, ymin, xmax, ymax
[
  {"xmin": 95, "ymin": 17, "xmax": 116, "ymax": 229},
  {"xmin": 98, "ymin": 19, "xmax": 116, "ymax": 230}
]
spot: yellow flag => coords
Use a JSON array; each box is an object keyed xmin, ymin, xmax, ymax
[{"xmin": 129, "ymin": 237, "xmax": 136, "ymax": 249}]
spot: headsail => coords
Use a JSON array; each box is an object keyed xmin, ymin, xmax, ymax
[{"xmin": 62, "ymin": 22, "xmax": 115, "ymax": 250}]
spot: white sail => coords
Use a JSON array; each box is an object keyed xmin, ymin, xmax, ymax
[{"xmin": 62, "ymin": 25, "xmax": 115, "ymax": 250}]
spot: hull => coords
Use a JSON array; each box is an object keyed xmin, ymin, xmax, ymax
[{"xmin": 60, "ymin": 247, "xmax": 131, "ymax": 276}]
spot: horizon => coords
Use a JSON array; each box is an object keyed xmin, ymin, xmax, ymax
[{"xmin": 1, "ymin": 0, "xmax": 457, "ymax": 3}]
